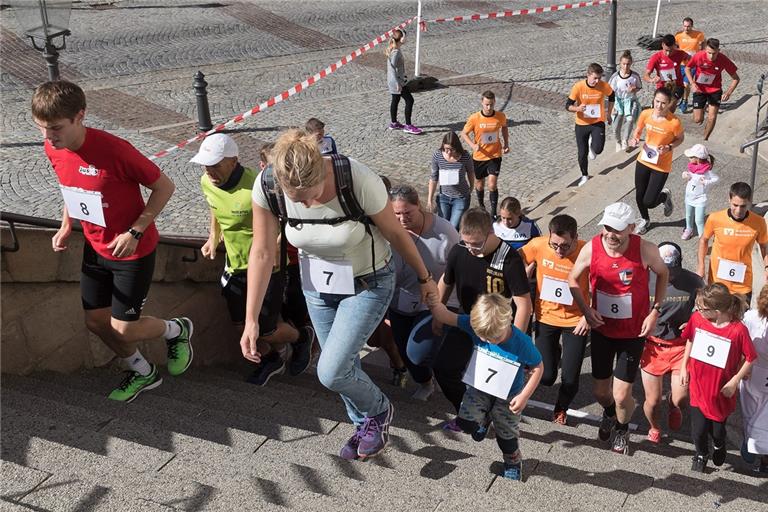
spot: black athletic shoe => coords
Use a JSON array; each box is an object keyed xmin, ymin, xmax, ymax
[
  {"xmin": 246, "ymin": 353, "xmax": 285, "ymax": 386},
  {"xmin": 288, "ymin": 326, "xmax": 316, "ymax": 376},
  {"xmin": 691, "ymin": 454, "xmax": 707, "ymax": 473},
  {"xmin": 712, "ymin": 444, "xmax": 727, "ymax": 467},
  {"xmin": 598, "ymin": 414, "xmax": 616, "ymax": 442}
]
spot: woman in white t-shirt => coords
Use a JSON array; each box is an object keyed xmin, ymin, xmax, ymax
[
  {"xmin": 741, "ymin": 284, "xmax": 768, "ymax": 474},
  {"xmin": 243, "ymin": 129, "xmax": 438, "ymax": 461}
]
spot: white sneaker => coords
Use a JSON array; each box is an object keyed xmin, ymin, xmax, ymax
[
  {"xmin": 577, "ymin": 175, "xmax": 589, "ymax": 187},
  {"xmin": 634, "ymin": 218, "xmax": 648, "ymax": 235},
  {"xmin": 621, "ymin": 141, "xmax": 628, "ymax": 151},
  {"xmin": 588, "ymin": 136, "xmax": 596, "ymax": 160},
  {"xmin": 411, "ymin": 379, "xmax": 435, "ymax": 401},
  {"xmin": 615, "ymin": 142, "xmax": 623, "ymax": 153}
]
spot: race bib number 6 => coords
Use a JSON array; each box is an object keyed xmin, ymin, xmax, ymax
[
  {"xmin": 540, "ymin": 276, "xmax": 573, "ymax": 306},
  {"xmin": 583, "ymin": 104, "xmax": 602, "ymax": 119},
  {"xmin": 716, "ymin": 258, "xmax": 746, "ymax": 283},
  {"xmin": 641, "ymin": 144, "xmax": 660, "ymax": 165},
  {"xmin": 300, "ymin": 256, "xmax": 355, "ymax": 295},
  {"xmin": 60, "ymin": 185, "xmax": 106, "ymax": 227},
  {"xmin": 462, "ymin": 346, "xmax": 520, "ymax": 400}
]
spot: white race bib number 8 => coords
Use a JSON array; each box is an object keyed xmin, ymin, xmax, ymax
[
  {"xmin": 690, "ymin": 328, "xmax": 731, "ymax": 369},
  {"xmin": 60, "ymin": 186, "xmax": 106, "ymax": 227},
  {"xmin": 396, "ymin": 288, "xmax": 426, "ymax": 313},
  {"xmin": 583, "ymin": 104, "xmax": 602, "ymax": 119},
  {"xmin": 696, "ymin": 72, "xmax": 716, "ymax": 85},
  {"xmin": 540, "ymin": 275, "xmax": 573, "ymax": 306},
  {"xmin": 641, "ymin": 144, "xmax": 660, "ymax": 164},
  {"xmin": 300, "ymin": 256, "xmax": 355, "ymax": 295},
  {"xmin": 596, "ymin": 290, "xmax": 633, "ymax": 319},
  {"xmin": 439, "ymin": 168, "xmax": 459, "ymax": 186},
  {"xmin": 481, "ymin": 132, "xmax": 498, "ymax": 144},
  {"xmin": 462, "ymin": 346, "xmax": 520, "ymax": 400},
  {"xmin": 716, "ymin": 258, "xmax": 747, "ymax": 283}
]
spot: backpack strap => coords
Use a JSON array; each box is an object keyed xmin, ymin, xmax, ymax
[{"xmin": 260, "ymin": 166, "xmax": 288, "ymax": 277}]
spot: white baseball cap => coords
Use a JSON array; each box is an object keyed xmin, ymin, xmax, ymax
[
  {"xmin": 658, "ymin": 242, "xmax": 682, "ymax": 267},
  {"xmin": 190, "ymin": 134, "xmax": 238, "ymax": 166},
  {"xmin": 598, "ymin": 202, "xmax": 638, "ymax": 231},
  {"xmin": 684, "ymin": 144, "xmax": 709, "ymax": 160}
]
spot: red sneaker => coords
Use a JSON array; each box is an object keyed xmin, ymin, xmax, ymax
[{"xmin": 647, "ymin": 428, "xmax": 662, "ymax": 444}]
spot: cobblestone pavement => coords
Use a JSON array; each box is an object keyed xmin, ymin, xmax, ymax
[{"xmin": 1, "ymin": 0, "xmax": 767, "ymax": 236}]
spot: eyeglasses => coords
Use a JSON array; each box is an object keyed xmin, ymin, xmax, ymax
[
  {"xmin": 458, "ymin": 236, "xmax": 488, "ymax": 252},
  {"xmin": 548, "ymin": 238, "xmax": 573, "ymax": 252}
]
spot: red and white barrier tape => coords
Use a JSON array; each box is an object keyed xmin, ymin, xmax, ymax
[
  {"xmin": 421, "ymin": 0, "xmax": 611, "ymax": 27},
  {"xmin": 150, "ymin": 17, "xmax": 415, "ymax": 160}
]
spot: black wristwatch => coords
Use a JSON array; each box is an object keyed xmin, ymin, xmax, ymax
[
  {"xmin": 128, "ymin": 228, "xmax": 143, "ymax": 240},
  {"xmin": 417, "ymin": 271, "xmax": 433, "ymax": 284}
]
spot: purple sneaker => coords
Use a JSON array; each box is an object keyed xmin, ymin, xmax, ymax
[
  {"xmin": 442, "ymin": 418, "xmax": 462, "ymax": 432},
  {"xmin": 403, "ymin": 124, "xmax": 423, "ymax": 135},
  {"xmin": 388, "ymin": 122, "xmax": 405, "ymax": 130},
  {"xmin": 357, "ymin": 403, "xmax": 394, "ymax": 458},
  {"xmin": 339, "ymin": 427, "xmax": 363, "ymax": 460}
]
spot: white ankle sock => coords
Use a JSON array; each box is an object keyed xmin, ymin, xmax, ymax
[
  {"xmin": 163, "ymin": 320, "xmax": 181, "ymax": 340},
  {"xmin": 123, "ymin": 350, "xmax": 152, "ymax": 376}
]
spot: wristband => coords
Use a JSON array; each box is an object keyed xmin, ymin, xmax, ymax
[
  {"xmin": 128, "ymin": 228, "xmax": 144, "ymax": 240},
  {"xmin": 417, "ymin": 271, "xmax": 432, "ymax": 284}
]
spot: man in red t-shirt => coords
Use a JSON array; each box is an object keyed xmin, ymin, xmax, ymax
[
  {"xmin": 568, "ymin": 202, "xmax": 668, "ymax": 456},
  {"xmin": 684, "ymin": 38, "xmax": 740, "ymax": 141},
  {"xmin": 31, "ymin": 81, "xmax": 193, "ymax": 403},
  {"xmin": 643, "ymin": 34, "xmax": 690, "ymax": 112}
]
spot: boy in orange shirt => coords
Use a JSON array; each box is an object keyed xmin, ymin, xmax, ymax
[
  {"xmin": 697, "ymin": 182, "xmax": 768, "ymax": 304},
  {"xmin": 566, "ymin": 63, "xmax": 615, "ymax": 187}
]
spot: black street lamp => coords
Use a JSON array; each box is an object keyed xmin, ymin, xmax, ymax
[{"xmin": 12, "ymin": 0, "xmax": 73, "ymax": 81}]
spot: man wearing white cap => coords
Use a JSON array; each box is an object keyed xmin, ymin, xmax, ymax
[
  {"xmin": 568, "ymin": 202, "xmax": 668, "ymax": 455},
  {"xmin": 194, "ymin": 134, "xmax": 315, "ymax": 386}
]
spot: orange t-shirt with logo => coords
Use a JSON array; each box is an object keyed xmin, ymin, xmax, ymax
[
  {"xmin": 520, "ymin": 237, "xmax": 589, "ymax": 328},
  {"xmin": 635, "ymin": 109, "xmax": 683, "ymax": 173},
  {"xmin": 462, "ymin": 111, "xmax": 507, "ymax": 161},
  {"xmin": 569, "ymin": 80, "xmax": 613, "ymax": 126},
  {"xmin": 675, "ymin": 30, "xmax": 705, "ymax": 56},
  {"xmin": 704, "ymin": 210, "xmax": 768, "ymax": 294}
]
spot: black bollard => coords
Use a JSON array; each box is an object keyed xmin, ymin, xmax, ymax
[
  {"xmin": 194, "ymin": 71, "xmax": 213, "ymax": 132},
  {"xmin": 605, "ymin": 0, "xmax": 618, "ymax": 78}
]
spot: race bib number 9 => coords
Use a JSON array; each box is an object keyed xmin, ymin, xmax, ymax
[
  {"xmin": 583, "ymin": 104, "xmax": 602, "ymax": 119},
  {"xmin": 696, "ymin": 72, "xmax": 716, "ymax": 85},
  {"xmin": 596, "ymin": 290, "xmax": 632, "ymax": 319},
  {"xmin": 690, "ymin": 328, "xmax": 731, "ymax": 369},
  {"xmin": 300, "ymin": 256, "xmax": 355, "ymax": 295},
  {"xmin": 641, "ymin": 144, "xmax": 660, "ymax": 165},
  {"xmin": 439, "ymin": 168, "xmax": 459, "ymax": 186},
  {"xmin": 540, "ymin": 276, "xmax": 573, "ymax": 306},
  {"xmin": 60, "ymin": 185, "xmax": 106, "ymax": 227},
  {"xmin": 716, "ymin": 258, "xmax": 746, "ymax": 283},
  {"xmin": 462, "ymin": 346, "xmax": 520, "ymax": 400}
]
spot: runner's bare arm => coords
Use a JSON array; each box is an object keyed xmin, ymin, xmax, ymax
[
  {"xmin": 696, "ymin": 233, "xmax": 711, "ymax": 279},
  {"xmin": 722, "ymin": 358, "xmax": 753, "ymax": 398},
  {"xmin": 760, "ymin": 242, "xmax": 768, "ymax": 280},
  {"xmin": 52, "ymin": 205, "xmax": 72, "ymax": 252},
  {"xmin": 640, "ymin": 240, "xmax": 669, "ymax": 337},
  {"xmin": 568, "ymin": 242, "xmax": 604, "ymax": 327},
  {"xmin": 460, "ymin": 130, "xmax": 478, "ymax": 152},
  {"xmin": 427, "ymin": 178, "xmax": 438, "ymax": 212},
  {"xmin": 512, "ymin": 294, "xmax": 532, "ymax": 333},
  {"xmin": 509, "ymin": 361, "xmax": 543, "ymax": 414},
  {"xmin": 502, "ymin": 125, "xmax": 510, "ymax": 153},
  {"xmin": 429, "ymin": 301, "xmax": 458, "ymax": 327},
  {"xmin": 684, "ymin": 66, "xmax": 698, "ymax": 93},
  {"xmin": 721, "ymin": 72, "xmax": 740, "ymax": 102},
  {"xmin": 202, "ymin": 208, "xmax": 221, "ymax": 260}
]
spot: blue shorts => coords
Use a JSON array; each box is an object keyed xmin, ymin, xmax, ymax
[{"xmin": 681, "ymin": 64, "xmax": 697, "ymax": 86}]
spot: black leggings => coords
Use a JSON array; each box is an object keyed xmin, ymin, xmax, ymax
[
  {"xmin": 690, "ymin": 405, "xmax": 727, "ymax": 457},
  {"xmin": 432, "ymin": 326, "xmax": 473, "ymax": 413},
  {"xmin": 574, "ymin": 122, "xmax": 605, "ymax": 176},
  {"xmin": 390, "ymin": 90, "xmax": 414, "ymax": 125},
  {"xmin": 634, "ymin": 161, "xmax": 670, "ymax": 221},
  {"xmin": 535, "ymin": 322, "xmax": 588, "ymax": 412}
]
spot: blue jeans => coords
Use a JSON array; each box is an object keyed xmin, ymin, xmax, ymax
[
  {"xmin": 302, "ymin": 262, "xmax": 395, "ymax": 426},
  {"xmin": 389, "ymin": 309, "xmax": 444, "ymax": 384},
  {"xmin": 438, "ymin": 194, "xmax": 470, "ymax": 230},
  {"xmin": 685, "ymin": 203, "xmax": 706, "ymax": 235}
]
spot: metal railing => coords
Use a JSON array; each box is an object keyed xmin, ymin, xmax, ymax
[
  {"xmin": 0, "ymin": 211, "xmax": 212, "ymax": 262},
  {"xmin": 741, "ymin": 73, "xmax": 768, "ymax": 191}
]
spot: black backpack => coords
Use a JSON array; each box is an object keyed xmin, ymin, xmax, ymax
[{"xmin": 260, "ymin": 154, "xmax": 378, "ymax": 282}]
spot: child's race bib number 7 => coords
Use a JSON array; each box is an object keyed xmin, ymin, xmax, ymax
[{"xmin": 462, "ymin": 346, "xmax": 520, "ymax": 400}]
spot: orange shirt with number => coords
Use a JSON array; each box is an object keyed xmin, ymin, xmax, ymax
[
  {"xmin": 462, "ymin": 111, "xmax": 507, "ymax": 161},
  {"xmin": 520, "ymin": 237, "xmax": 589, "ymax": 328},
  {"xmin": 635, "ymin": 109, "xmax": 683, "ymax": 173},
  {"xmin": 704, "ymin": 210, "xmax": 768, "ymax": 294},
  {"xmin": 675, "ymin": 30, "xmax": 705, "ymax": 56},
  {"xmin": 568, "ymin": 80, "xmax": 613, "ymax": 126}
]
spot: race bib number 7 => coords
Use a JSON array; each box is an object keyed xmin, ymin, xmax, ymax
[
  {"xmin": 300, "ymin": 256, "xmax": 355, "ymax": 295},
  {"xmin": 462, "ymin": 345, "xmax": 520, "ymax": 400},
  {"xmin": 60, "ymin": 185, "xmax": 106, "ymax": 227}
]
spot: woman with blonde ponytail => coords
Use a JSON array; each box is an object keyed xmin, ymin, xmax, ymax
[{"xmin": 386, "ymin": 29, "xmax": 422, "ymax": 134}]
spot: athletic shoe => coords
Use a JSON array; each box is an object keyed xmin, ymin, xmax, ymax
[
  {"xmin": 391, "ymin": 367, "xmax": 407, "ymax": 388},
  {"xmin": 621, "ymin": 141, "xmax": 628, "ymax": 151},
  {"xmin": 552, "ymin": 409, "xmax": 568, "ymax": 426},
  {"xmin": 647, "ymin": 428, "xmax": 662, "ymax": 444},
  {"xmin": 611, "ymin": 429, "xmax": 630, "ymax": 455},
  {"xmin": 108, "ymin": 365, "xmax": 162, "ymax": 403},
  {"xmin": 166, "ymin": 317, "xmax": 194, "ymax": 376},
  {"xmin": 288, "ymin": 326, "xmax": 315, "ymax": 376},
  {"xmin": 668, "ymin": 399, "xmax": 683, "ymax": 431},
  {"xmin": 712, "ymin": 443, "xmax": 726, "ymax": 466},
  {"xmin": 691, "ymin": 454, "xmax": 707, "ymax": 473},
  {"xmin": 411, "ymin": 379, "xmax": 435, "ymax": 401},
  {"xmin": 588, "ymin": 135, "xmax": 596, "ymax": 160},
  {"xmin": 471, "ymin": 419, "xmax": 491, "ymax": 442},
  {"xmin": 615, "ymin": 142, "xmax": 623, "ymax": 153},
  {"xmin": 403, "ymin": 124, "xmax": 423, "ymax": 135},
  {"xmin": 442, "ymin": 418, "xmax": 462, "ymax": 433},
  {"xmin": 757, "ymin": 460, "xmax": 768, "ymax": 474},
  {"xmin": 501, "ymin": 462, "xmax": 522, "ymax": 481},
  {"xmin": 598, "ymin": 414, "xmax": 615, "ymax": 442},
  {"xmin": 634, "ymin": 218, "xmax": 649, "ymax": 235},
  {"xmin": 246, "ymin": 353, "xmax": 285, "ymax": 386},
  {"xmin": 357, "ymin": 403, "xmax": 394, "ymax": 458},
  {"xmin": 679, "ymin": 100, "xmax": 688, "ymax": 113},
  {"xmin": 662, "ymin": 188, "xmax": 674, "ymax": 217},
  {"xmin": 388, "ymin": 122, "xmax": 404, "ymax": 130},
  {"xmin": 681, "ymin": 228, "xmax": 694, "ymax": 241},
  {"xmin": 741, "ymin": 440, "xmax": 756, "ymax": 464},
  {"xmin": 577, "ymin": 175, "xmax": 589, "ymax": 187},
  {"xmin": 340, "ymin": 427, "xmax": 363, "ymax": 460}
]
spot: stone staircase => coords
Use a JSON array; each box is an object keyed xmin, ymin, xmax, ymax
[{"xmin": 2, "ymin": 360, "xmax": 767, "ymax": 511}]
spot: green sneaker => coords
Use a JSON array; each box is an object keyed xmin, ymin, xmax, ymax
[
  {"xmin": 108, "ymin": 365, "xmax": 162, "ymax": 403},
  {"xmin": 166, "ymin": 317, "xmax": 194, "ymax": 376}
]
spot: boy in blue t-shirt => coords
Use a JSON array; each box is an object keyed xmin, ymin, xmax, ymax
[{"xmin": 429, "ymin": 293, "xmax": 543, "ymax": 481}]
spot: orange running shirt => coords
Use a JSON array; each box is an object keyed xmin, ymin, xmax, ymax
[
  {"xmin": 462, "ymin": 111, "xmax": 507, "ymax": 161},
  {"xmin": 568, "ymin": 80, "xmax": 613, "ymax": 126},
  {"xmin": 675, "ymin": 30, "xmax": 705, "ymax": 56},
  {"xmin": 703, "ymin": 210, "xmax": 768, "ymax": 295},
  {"xmin": 634, "ymin": 109, "xmax": 683, "ymax": 173},
  {"xmin": 520, "ymin": 237, "xmax": 589, "ymax": 328}
]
